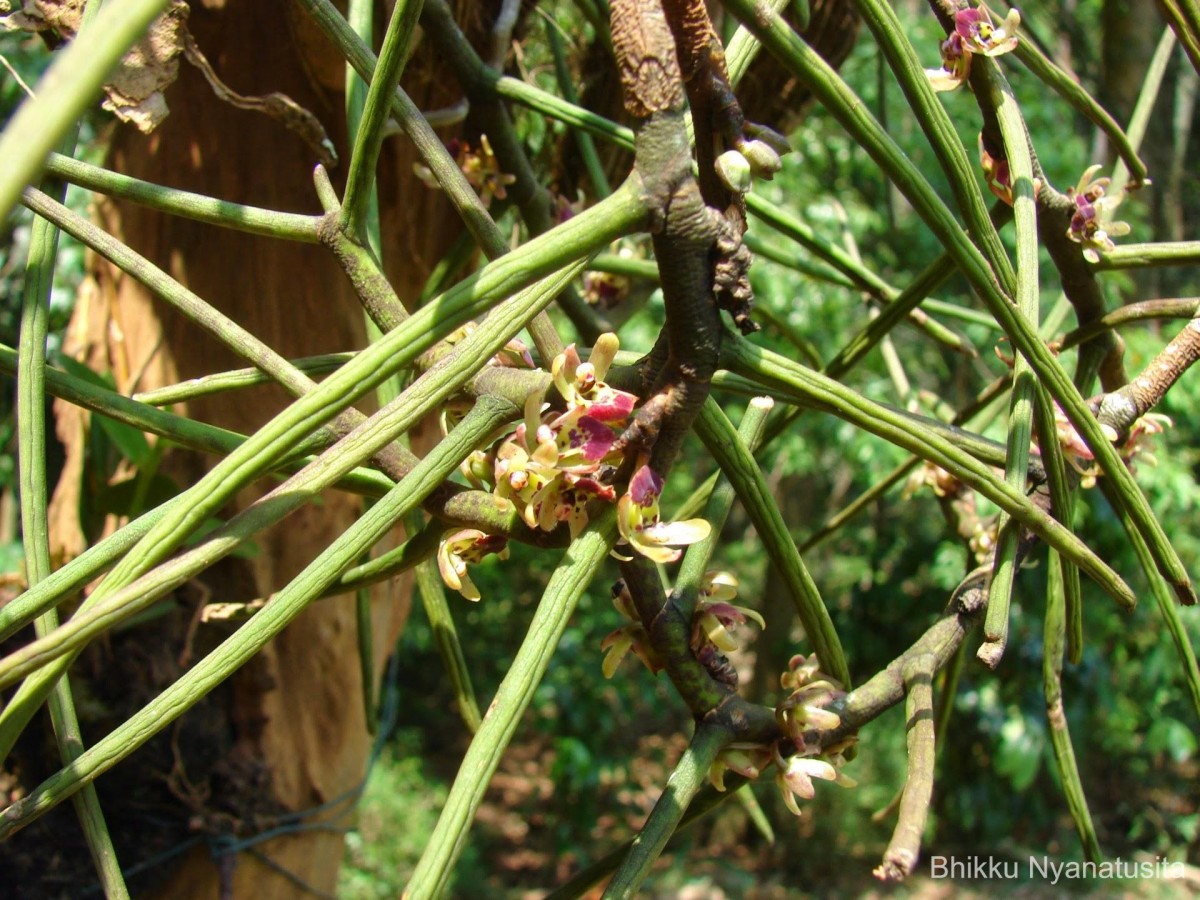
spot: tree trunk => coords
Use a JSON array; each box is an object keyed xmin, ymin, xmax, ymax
[{"xmin": 34, "ymin": 1, "xmax": 475, "ymax": 895}]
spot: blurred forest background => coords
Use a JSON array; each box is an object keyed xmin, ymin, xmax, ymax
[{"xmin": 1, "ymin": 0, "xmax": 1198, "ymax": 896}]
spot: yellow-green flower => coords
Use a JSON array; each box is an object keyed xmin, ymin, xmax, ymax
[
  {"xmin": 617, "ymin": 465, "xmax": 711, "ymax": 563},
  {"xmin": 436, "ymin": 529, "xmax": 509, "ymax": 601}
]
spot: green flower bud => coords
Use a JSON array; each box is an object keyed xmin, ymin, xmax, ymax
[
  {"xmin": 715, "ymin": 149, "xmax": 753, "ymax": 193},
  {"xmin": 741, "ymin": 140, "xmax": 782, "ymax": 180},
  {"xmin": 743, "ymin": 122, "xmax": 793, "ymax": 156}
]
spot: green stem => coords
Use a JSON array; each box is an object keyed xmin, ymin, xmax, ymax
[
  {"xmin": 0, "ymin": 397, "xmax": 513, "ymax": 841},
  {"xmin": 875, "ymin": 655, "xmax": 935, "ymax": 881},
  {"xmin": 1091, "ymin": 242, "xmax": 1200, "ymax": 269},
  {"xmin": 341, "ymin": 0, "xmax": 423, "ymax": 238},
  {"xmin": 18, "ymin": 158, "xmax": 128, "ymax": 900},
  {"xmin": 12, "ymin": 1, "xmax": 126, "ymax": 887},
  {"xmin": 43, "ymin": 152, "xmax": 320, "ymax": 241},
  {"xmin": 674, "ymin": 397, "xmax": 773, "ymax": 610},
  {"xmin": 404, "ymin": 509, "xmax": 618, "ymax": 899},
  {"xmin": 695, "ymin": 399, "xmax": 850, "ymax": 687},
  {"xmin": 602, "ymin": 723, "xmax": 733, "ymax": 898},
  {"xmin": 1110, "ymin": 27, "xmax": 1176, "ymax": 200},
  {"xmin": 979, "ymin": 59, "xmax": 1040, "ymax": 666},
  {"xmin": 1043, "ymin": 552, "xmax": 1102, "ymax": 861},
  {"xmin": 547, "ymin": 24, "xmax": 611, "ymax": 198},
  {"xmin": 133, "ymin": 352, "xmax": 357, "ymax": 405},
  {"xmin": 1032, "ymin": 388, "xmax": 1083, "ymax": 663},
  {"xmin": 411, "ymin": 530, "xmax": 483, "ymax": 732}
]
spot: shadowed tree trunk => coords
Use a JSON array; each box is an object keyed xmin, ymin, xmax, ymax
[{"xmin": 33, "ymin": 1, "xmax": 482, "ymax": 895}]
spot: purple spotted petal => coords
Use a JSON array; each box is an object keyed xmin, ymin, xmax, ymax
[
  {"xmin": 955, "ymin": 8, "xmax": 985, "ymax": 40},
  {"xmin": 588, "ymin": 388, "xmax": 638, "ymax": 423},
  {"xmin": 567, "ymin": 475, "xmax": 617, "ymax": 501},
  {"xmin": 564, "ymin": 415, "xmax": 617, "ymax": 460},
  {"xmin": 629, "ymin": 465, "xmax": 663, "ymax": 506}
]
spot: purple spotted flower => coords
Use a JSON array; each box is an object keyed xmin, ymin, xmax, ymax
[
  {"xmin": 617, "ymin": 466, "xmax": 711, "ymax": 563},
  {"xmin": 956, "ymin": 5, "xmax": 1020, "ymax": 56},
  {"xmin": 927, "ymin": 6, "xmax": 1020, "ymax": 92},
  {"xmin": 1065, "ymin": 165, "xmax": 1131, "ymax": 262}
]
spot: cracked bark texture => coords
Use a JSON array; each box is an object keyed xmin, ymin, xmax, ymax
[{"xmin": 610, "ymin": 0, "xmax": 724, "ymax": 475}]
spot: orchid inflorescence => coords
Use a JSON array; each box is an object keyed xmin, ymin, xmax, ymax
[
  {"xmin": 926, "ymin": 5, "xmax": 1021, "ymax": 93},
  {"xmin": 436, "ymin": 334, "xmax": 712, "ymax": 599},
  {"xmin": 707, "ymin": 654, "xmax": 855, "ymax": 815},
  {"xmin": 600, "ymin": 571, "xmax": 763, "ymax": 680},
  {"xmin": 414, "ymin": 134, "xmax": 517, "ymax": 208},
  {"xmin": 1064, "ymin": 164, "xmax": 1131, "ymax": 263},
  {"xmin": 599, "ymin": 578, "xmax": 664, "ymax": 679},
  {"xmin": 1047, "ymin": 405, "xmax": 1171, "ymax": 489}
]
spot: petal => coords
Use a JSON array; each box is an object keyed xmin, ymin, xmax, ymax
[
  {"xmin": 562, "ymin": 414, "xmax": 617, "ymax": 461},
  {"xmin": 552, "ymin": 344, "xmax": 581, "ymax": 401},
  {"xmin": 437, "ymin": 545, "xmax": 462, "ymax": 592},
  {"xmin": 926, "ymin": 67, "xmax": 965, "ymax": 92},
  {"xmin": 644, "ymin": 518, "xmax": 712, "ymax": 547},
  {"xmin": 524, "ymin": 391, "xmax": 549, "ymax": 444},
  {"xmin": 777, "ymin": 771, "xmax": 804, "ymax": 816},
  {"xmin": 457, "ymin": 570, "xmax": 481, "ymax": 602},
  {"xmin": 589, "ymin": 333, "xmax": 621, "ymax": 383},
  {"xmin": 587, "ymin": 388, "xmax": 638, "ymax": 423},
  {"xmin": 796, "ymin": 757, "xmax": 839, "ymax": 783},
  {"xmin": 629, "ymin": 465, "xmax": 664, "ymax": 506},
  {"xmin": 977, "ymin": 36, "xmax": 1018, "ymax": 56},
  {"xmin": 709, "ymin": 762, "xmax": 730, "ymax": 792},
  {"xmin": 630, "ymin": 538, "xmax": 683, "ymax": 564},
  {"xmin": 803, "ymin": 706, "xmax": 843, "ymax": 731},
  {"xmin": 699, "ymin": 612, "xmax": 741, "ymax": 652},
  {"xmin": 617, "ymin": 493, "xmax": 638, "ymax": 542},
  {"xmin": 600, "ymin": 630, "xmax": 632, "ymax": 678}
]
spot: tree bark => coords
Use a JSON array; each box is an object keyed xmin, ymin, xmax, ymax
[{"xmin": 38, "ymin": 1, "xmax": 476, "ymax": 895}]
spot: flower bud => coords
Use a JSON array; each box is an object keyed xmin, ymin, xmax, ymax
[
  {"xmin": 715, "ymin": 149, "xmax": 753, "ymax": 193},
  {"xmin": 741, "ymin": 140, "xmax": 783, "ymax": 180},
  {"xmin": 743, "ymin": 123, "xmax": 793, "ymax": 156}
]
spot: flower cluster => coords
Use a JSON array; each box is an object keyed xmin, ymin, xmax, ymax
[
  {"xmin": 493, "ymin": 337, "xmax": 636, "ymax": 538},
  {"xmin": 927, "ymin": 5, "xmax": 1021, "ymax": 92},
  {"xmin": 1047, "ymin": 405, "xmax": 1171, "ymax": 489},
  {"xmin": 772, "ymin": 654, "xmax": 855, "ymax": 814},
  {"xmin": 706, "ymin": 655, "xmax": 856, "ymax": 812},
  {"xmin": 437, "ymin": 335, "xmax": 717, "ymax": 598},
  {"xmin": 414, "ymin": 134, "xmax": 516, "ymax": 208},
  {"xmin": 1065, "ymin": 165, "xmax": 1131, "ymax": 263},
  {"xmin": 776, "ymin": 654, "xmax": 845, "ymax": 744}
]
